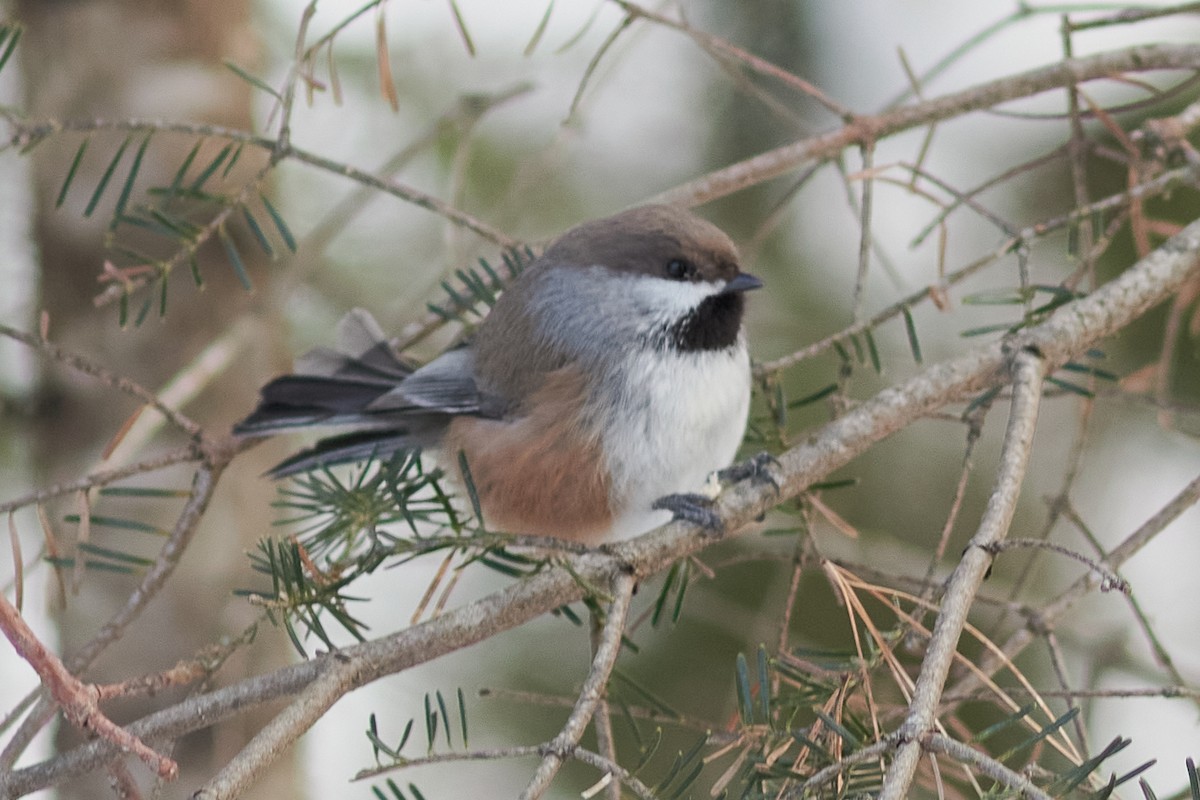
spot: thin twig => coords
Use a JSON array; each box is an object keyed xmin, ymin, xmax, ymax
[
  {"xmin": 652, "ymin": 43, "xmax": 1200, "ymax": 207},
  {"xmin": 923, "ymin": 732, "xmax": 1053, "ymax": 800},
  {"xmin": 611, "ymin": 0, "xmax": 852, "ymax": 118},
  {"xmin": 922, "ymin": 405, "xmax": 986, "ymax": 594},
  {"xmin": 790, "ymin": 738, "xmax": 896, "ymax": 796},
  {"xmin": 5, "ymin": 116, "xmax": 517, "ymax": 250},
  {"xmin": 0, "ymin": 324, "xmax": 200, "ymax": 438},
  {"xmin": 880, "ymin": 347, "xmax": 1046, "ymax": 799},
  {"xmin": 275, "ymin": 2, "xmax": 316, "ymax": 154},
  {"xmin": 520, "ymin": 570, "xmax": 636, "ymax": 799},
  {"xmin": 851, "ymin": 140, "xmax": 876, "ymax": 322},
  {"xmin": 950, "ymin": 471, "xmax": 1200, "ymax": 703},
  {"xmin": 0, "ymin": 446, "xmax": 201, "ymax": 516},
  {"xmin": 991, "ymin": 538, "xmax": 1128, "ymax": 593},
  {"xmin": 756, "ymin": 159, "xmax": 1200, "ymax": 377},
  {"xmin": 1042, "ymin": 628, "xmax": 1091, "ymax": 755}
]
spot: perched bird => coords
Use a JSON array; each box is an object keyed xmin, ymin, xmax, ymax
[{"xmin": 235, "ymin": 204, "xmax": 761, "ymax": 543}]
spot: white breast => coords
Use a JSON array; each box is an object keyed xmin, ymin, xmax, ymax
[{"xmin": 596, "ymin": 339, "xmax": 751, "ymax": 540}]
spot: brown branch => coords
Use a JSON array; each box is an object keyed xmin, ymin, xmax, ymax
[
  {"xmin": 0, "ymin": 447, "xmax": 202, "ymax": 517},
  {"xmin": 0, "ymin": 324, "xmax": 201, "ymax": 438},
  {"xmin": 652, "ymin": 43, "xmax": 1200, "ymax": 207},
  {"xmin": 611, "ymin": 0, "xmax": 853, "ymax": 118},
  {"xmin": 880, "ymin": 348, "xmax": 1046, "ymax": 799},
  {"xmin": 520, "ymin": 571, "xmax": 636, "ymax": 799},
  {"xmin": 0, "ymin": 590, "xmax": 177, "ymax": 779},
  {"xmin": 4, "ymin": 116, "xmax": 516, "ymax": 251}
]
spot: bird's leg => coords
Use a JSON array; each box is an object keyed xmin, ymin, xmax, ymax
[
  {"xmin": 651, "ymin": 492, "xmax": 723, "ymax": 532},
  {"xmin": 653, "ymin": 453, "xmax": 781, "ymax": 532},
  {"xmin": 717, "ymin": 451, "xmax": 781, "ymax": 491}
]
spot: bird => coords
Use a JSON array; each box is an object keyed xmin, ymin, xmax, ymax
[{"xmin": 234, "ymin": 204, "xmax": 762, "ymax": 543}]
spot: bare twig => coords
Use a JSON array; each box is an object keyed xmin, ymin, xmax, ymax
[
  {"xmin": 851, "ymin": 140, "xmax": 876, "ymax": 322},
  {"xmin": 791, "ymin": 738, "xmax": 895, "ymax": 796},
  {"xmin": 0, "ymin": 590, "xmax": 177, "ymax": 779},
  {"xmin": 991, "ymin": 538, "xmax": 1128, "ymax": 593},
  {"xmin": 0, "ymin": 447, "xmax": 202, "ymax": 517},
  {"xmin": 520, "ymin": 570, "xmax": 636, "ymax": 799},
  {"xmin": 756, "ymin": 159, "xmax": 1200, "ymax": 377},
  {"xmin": 955, "ymin": 471, "xmax": 1200, "ymax": 701},
  {"xmin": 611, "ymin": 0, "xmax": 853, "ymax": 118},
  {"xmin": 274, "ymin": 2, "xmax": 316, "ymax": 154},
  {"xmin": 5, "ymin": 117, "xmax": 516, "ymax": 250},
  {"xmin": 0, "ymin": 324, "xmax": 200, "ymax": 438},
  {"xmin": 652, "ymin": 43, "xmax": 1200, "ymax": 207},
  {"xmin": 923, "ymin": 732, "xmax": 1053, "ymax": 800},
  {"xmin": 880, "ymin": 347, "xmax": 1046, "ymax": 799}
]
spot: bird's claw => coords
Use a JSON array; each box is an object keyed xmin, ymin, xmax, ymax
[
  {"xmin": 654, "ymin": 454, "xmax": 780, "ymax": 533},
  {"xmin": 717, "ymin": 452, "xmax": 781, "ymax": 493},
  {"xmin": 652, "ymin": 493, "xmax": 723, "ymax": 533}
]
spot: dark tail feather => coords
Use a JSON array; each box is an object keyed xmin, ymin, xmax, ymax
[
  {"xmin": 234, "ymin": 309, "xmax": 415, "ymax": 436},
  {"xmin": 236, "ymin": 310, "xmax": 434, "ymax": 477},
  {"xmin": 233, "ymin": 375, "xmax": 401, "ymax": 434},
  {"xmin": 266, "ymin": 430, "xmax": 420, "ymax": 478}
]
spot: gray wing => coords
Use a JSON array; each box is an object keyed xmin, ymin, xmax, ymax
[{"xmin": 368, "ymin": 346, "xmax": 487, "ymax": 415}]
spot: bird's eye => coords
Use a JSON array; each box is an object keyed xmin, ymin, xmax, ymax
[{"xmin": 666, "ymin": 258, "xmax": 692, "ymax": 280}]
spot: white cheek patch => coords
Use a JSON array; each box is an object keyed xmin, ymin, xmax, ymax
[{"xmin": 624, "ymin": 275, "xmax": 725, "ymax": 327}]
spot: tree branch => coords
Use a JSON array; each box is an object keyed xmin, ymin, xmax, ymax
[
  {"xmin": 519, "ymin": 571, "xmax": 636, "ymax": 799},
  {"xmin": 0, "ymin": 590, "xmax": 177, "ymax": 779},
  {"xmin": 653, "ymin": 43, "xmax": 1200, "ymax": 207},
  {"xmin": 880, "ymin": 347, "xmax": 1046, "ymax": 799},
  {"xmin": 923, "ymin": 732, "xmax": 1053, "ymax": 800}
]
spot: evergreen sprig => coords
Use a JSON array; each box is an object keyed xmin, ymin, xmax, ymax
[
  {"xmin": 243, "ymin": 449, "xmax": 558, "ymax": 654},
  {"xmin": 425, "ymin": 246, "xmax": 536, "ymax": 325},
  {"xmin": 51, "ymin": 130, "xmax": 296, "ymax": 327}
]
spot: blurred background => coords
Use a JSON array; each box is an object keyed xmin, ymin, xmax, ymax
[{"xmin": 0, "ymin": 1, "xmax": 1199, "ymax": 798}]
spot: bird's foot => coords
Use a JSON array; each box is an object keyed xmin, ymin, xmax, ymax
[
  {"xmin": 717, "ymin": 452, "xmax": 781, "ymax": 493},
  {"xmin": 653, "ymin": 454, "xmax": 781, "ymax": 534},
  {"xmin": 651, "ymin": 493, "xmax": 723, "ymax": 533}
]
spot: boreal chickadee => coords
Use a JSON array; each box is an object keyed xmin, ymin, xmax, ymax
[{"xmin": 235, "ymin": 204, "xmax": 761, "ymax": 542}]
